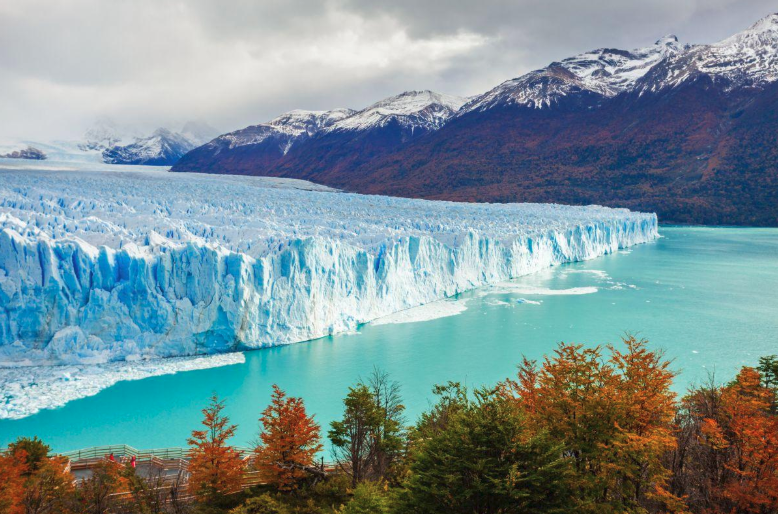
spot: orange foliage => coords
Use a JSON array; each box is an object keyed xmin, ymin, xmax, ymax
[
  {"xmin": 0, "ymin": 451, "xmax": 27, "ymax": 514},
  {"xmin": 504, "ymin": 336, "xmax": 681, "ymax": 512},
  {"xmin": 254, "ymin": 384, "xmax": 323, "ymax": 491},
  {"xmin": 21, "ymin": 455, "xmax": 75, "ymax": 513},
  {"xmin": 703, "ymin": 367, "xmax": 778, "ymax": 513},
  {"xmin": 187, "ymin": 394, "xmax": 245, "ymax": 501}
]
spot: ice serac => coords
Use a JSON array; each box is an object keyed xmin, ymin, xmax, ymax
[{"xmin": 0, "ymin": 170, "xmax": 658, "ymax": 366}]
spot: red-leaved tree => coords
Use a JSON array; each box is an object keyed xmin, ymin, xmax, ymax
[
  {"xmin": 0, "ymin": 450, "xmax": 26, "ymax": 514},
  {"xmin": 254, "ymin": 385, "xmax": 323, "ymax": 491},
  {"xmin": 187, "ymin": 394, "xmax": 245, "ymax": 502}
]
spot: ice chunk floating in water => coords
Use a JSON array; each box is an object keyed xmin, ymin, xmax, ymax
[
  {"xmin": 0, "ymin": 169, "xmax": 658, "ymax": 366},
  {"xmin": 0, "ymin": 353, "xmax": 245, "ymax": 420}
]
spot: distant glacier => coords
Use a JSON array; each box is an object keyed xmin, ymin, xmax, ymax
[{"xmin": 0, "ymin": 169, "xmax": 658, "ymax": 366}]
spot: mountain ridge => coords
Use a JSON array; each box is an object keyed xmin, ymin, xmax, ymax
[{"xmin": 172, "ymin": 13, "xmax": 778, "ymax": 225}]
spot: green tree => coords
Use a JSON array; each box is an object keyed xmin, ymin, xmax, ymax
[
  {"xmin": 329, "ymin": 384, "xmax": 384, "ymax": 487},
  {"xmin": 365, "ymin": 368, "xmax": 406, "ymax": 482},
  {"xmin": 403, "ymin": 386, "xmax": 573, "ymax": 514},
  {"xmin": 329, "ymin": 371, "xmax": 407, "ymax": 486},
  {"xmin": 7, "ymin": 437, "xmax": 50, "ymax": 475},
  {"xmin": 758, "ymin": 355, "xmax": 778, "ymax": 410},
  {"xmin": 414, "ymin": 381, "xmax": 468, "ymax": 438}
]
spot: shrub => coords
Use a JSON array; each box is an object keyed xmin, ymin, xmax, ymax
[
  {"xmin": 340, "ymin": 482, "xmax": 388, "ymax": 514},
  {"xmin": 231, "ymin": 493, "xmax": 290, "ymax": 514}
]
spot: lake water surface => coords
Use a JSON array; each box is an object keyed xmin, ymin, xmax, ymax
[{"xmin": 1, "ymin": 226, "xmax": 776, "ymax": 451}]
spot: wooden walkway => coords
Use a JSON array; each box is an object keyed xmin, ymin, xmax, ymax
[{"xmin": 55, "ymin": 444, "xmax": 333, "ymax": 491}]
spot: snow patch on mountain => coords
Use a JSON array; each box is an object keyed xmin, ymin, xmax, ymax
[
  {"xmin": 219, "ymin": 108, "xmax": 354, "ymax": 153},
  {"xmin": 202, "ymin": 90, "xmax": 466, "ymax": 158},
  {"xmin": 638, "ymin": 13, "xmax": 778, "ymax": 92},
  {"xmin": 0, "ymin": 168, "xmax": 658, "ymax": 367},
  {"xmin": 463, "ymin": 36, "xmax": 685, "ymax": 111},
  {"xmin": 327, "ymin": 90, "xmax": 466, "ymax": 133}
]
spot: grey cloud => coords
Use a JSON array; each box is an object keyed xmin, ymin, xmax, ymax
[{"xmin": 0, "ymin": 0, "xmax": 775, "ymax": 140}]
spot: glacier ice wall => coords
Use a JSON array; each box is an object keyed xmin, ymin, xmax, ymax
[{"xmin": 0, "ymin": 169, "xmax": 658, "ymax": 365}]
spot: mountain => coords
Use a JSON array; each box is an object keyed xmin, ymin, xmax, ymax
[
  {"xmin": 81, "ymin": 118, "xmax": 139, "ymax": 151},
  {"xmin": 173, "ymin": 91, "xmax": 465, "ymax": 175},
  {"xmin": 460, "ymin": 35, "xmax": 685, "ymax": 112},
  {"xmin": 0, "ymin": 146, "xmax": 46, "ymax": 160},
  {"xmin": 101, "ymin": 122, "xmax": 219, "ymax": 166},
  {"xmin": 328, "ymin": 90, "xmax": 466, "ymax": 133},
  {"xmin": 173, "ymin": 14, "xmax": 778, "ymax": 226}
]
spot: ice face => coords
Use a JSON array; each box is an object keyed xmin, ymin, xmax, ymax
[{"xmin": 0, "ymin": 169, "xmax": 658, "ymax": 366}]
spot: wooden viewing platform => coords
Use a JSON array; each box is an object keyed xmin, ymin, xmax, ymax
[{"xmin": 44, "ymin": 444, "xmax": 335, "ymax": 492}]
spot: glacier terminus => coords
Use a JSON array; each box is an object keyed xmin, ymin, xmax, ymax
[{"xmin": 0, "ymin": 169, "xmax": 658, "ymax": 367}]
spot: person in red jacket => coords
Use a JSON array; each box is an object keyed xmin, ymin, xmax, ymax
[{"xmin": 130, "ymin": 455, "xmax": 136, "ymax": 468}]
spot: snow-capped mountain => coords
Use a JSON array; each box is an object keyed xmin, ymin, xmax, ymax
[
  {"xmin": 462, "ymin": 35, "xmax": 685, "ymax": 112},
  {"xmin": 102, "ymin": 128, "xmax": 198, "ymax": 166},
  {"xmin": 100, "ymin": 122, "xmax": 220, "ymax": 166},
  {"xmin": 328, "ymin": 90, "xmax": 466, "ymax": 134},
  {"xmin": 637, "ymin": 13, "xmax": 778, "ymax": 92},
  {"xmin": 173, "ymin": 90, "xmax": 465, "ymax": 175},
  {"xmin": 174, "ymin": 12, "xmax": 778, "ymax": 226},
  {"xmin": 204, "ymin": 90, "xmax": 464, "ymax": 153},
  {"xmin": 219, "ymin": 108, "xmax": 354, "ymax": 154}
]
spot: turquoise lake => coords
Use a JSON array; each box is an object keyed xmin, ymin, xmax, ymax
[{"xmin": 1, "ymin": 226, "xmax": 777, "ymax": 451}]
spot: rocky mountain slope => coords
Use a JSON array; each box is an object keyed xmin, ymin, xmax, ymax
[
  {"xmin": 173, "ymin": 91, "xmax": 465, "ymax": 175},
  {"xmin": 173, "ymin": 13, "xmax": 778, "ymax": 225}
]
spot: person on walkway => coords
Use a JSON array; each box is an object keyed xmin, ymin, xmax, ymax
[
  {"xmin": 108, "ymin": 452, "xmax": 115, "ymax": 462},
  {"xmin": 130, "ymin": 455, "xmax": 136, "ymax": 468}
]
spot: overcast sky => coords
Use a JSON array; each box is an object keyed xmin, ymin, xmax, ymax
[{"xmin": 1, "ymin": 0, "xmax": 775, "ymax": 140}]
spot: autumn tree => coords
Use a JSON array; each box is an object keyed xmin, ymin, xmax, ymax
[
  {"xmin": 0, "ymin": 450, "xmax": 26, "ymax": 514},
  {"xmin": 2, "ymin": 436, "xmax": 75, "ymax": 514},
  {"xmin": 503, "ymin": 336, "xmax": 681, "ymax": 512},
  {"xmin": 187, "ymin": 394, "xmax": 245, "ymax": 503},
  {"xmin": 670, "ymin": 364, "xmax": 778, "ymax": 514},
  {"xmin": 705, "ymin": 367, "xmax": 778, "ymax": 512},
  {"xmin": 21, "ymin": 456, "xmax": 74, "ymax": 514},
  {"xmin": 254, "ymin": 384, "xmax": 323, "ymax": 491},
  {"xmin": 606, "ymin": 337, "xmax": 680, "ymax": 510}
]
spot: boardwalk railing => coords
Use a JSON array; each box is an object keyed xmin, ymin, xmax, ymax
[{"xmin": 56, "ymin": 444, "xmax": 254, "ymax": 461}]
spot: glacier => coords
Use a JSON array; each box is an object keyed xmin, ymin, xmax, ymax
[{"xmin": 0, "ymin": 168, "xmax": 658, "ymax": 367}]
